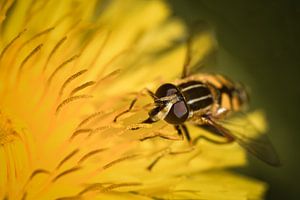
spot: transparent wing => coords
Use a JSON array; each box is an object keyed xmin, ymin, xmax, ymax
[
  {"xmin": 182, "ymin": 21, "xmax": 218, "ymax": 78},
  {"xmin": 205, "ymin": 111, "xmax": 281, "ymax": 166}
]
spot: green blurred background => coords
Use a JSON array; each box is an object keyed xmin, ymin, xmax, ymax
[{"xmin": 167, "ymin": 0, "xmax": 299, "ymax": 199}]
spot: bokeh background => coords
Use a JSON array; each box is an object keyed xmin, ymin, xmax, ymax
[{"xmin": 166, "ymin": 0, "xmax": 299, "ymax": 199}]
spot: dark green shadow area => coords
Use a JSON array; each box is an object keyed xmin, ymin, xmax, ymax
[{"xmin": 167, "ymin": 0, "xmax": 300, "ymax": 200}]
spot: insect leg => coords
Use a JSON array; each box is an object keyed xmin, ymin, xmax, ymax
[
  {"xmin": 141, "ymin": 125, "xmax": 185, "ymax": 141},
  {"xmin": 141, "ymin": 125, "xmax": 188, "ymax": 142},
  {"xmin": 113, "ymin": 88, "xmax": 156, "ymax": 122},
  {"xmin": 144, "ymin": 88, "xmax": 157, "ymax": 100},
  {"xmin": 113, "ymin": 98, "xmax": 137, "ymax": 122},
  {"xmin": 140, "ymin": 127, "xmax": 184, "ymax": 142},
  {"xmin": 192, "ymin": 134, "xmax": 233, "ymax": 146},
  {"xmin": 174, "ymin": 125, "xmax": 184, "ymax": 139},
  {"xmin": 180, "ymin": 124, "xmax": 192, "ymax": 145}
]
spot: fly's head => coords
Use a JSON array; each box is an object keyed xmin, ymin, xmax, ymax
[{"xmin": 144, "ymin": 83, "xmax": 189, "ymax": 125}]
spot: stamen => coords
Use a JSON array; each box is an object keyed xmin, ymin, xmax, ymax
[
  {"xmin": 59, "ymin": 69, "xmax": 88, "ymax": 97},
  {"xmin": 94, "ymin": 69, "xmax": 121, "ymax": 89},
  {"xmin": 69, "ymin": 81, "xmax": 95, "ymax": 97},
  {"xmin": 19, "ymin": 27, "xmax": 54, "ymax": 49},
  {"xmin": 88, "ymin": 126, "xmax": 109, "ymax": 136},
  {"xmin": 69, "ymin": 129, "xmax": 92, "ymax": 140},
  {"xmin": 99, "ymin": 69, "xmax": 121, "ymax": 82},
  {"xmin": 147, "ymin": 154, "xmax": 164, "ymax": 171},
  {"xmin": 76, "ymin": 110, "xmax": 113, "ymax": 129},
  {"xmin": 44, "ymin": 36, "xmax": 67, "ymax": 72},
  {"xmin": 28, "ymin": 169, "xmax": 50, "ymax": 181},
  {"xmin": 77, "ymin": 148, "xmax": 107, "ymax": 165},
  {"xmin": 55, "ymin": 95, "xmax": 93, "ymax": 115},
  {"xmin": 21, "ymin": 192, "xmax": 27, "ymax": 200},
  {"xmin": 78, "ymin": 183, "xmax": 105, "ymax": 196},
  {"xmin": 18, "ymin": 44, "xmax": 43, "ymax": 72},
  {"xmin": 78, "ymin": 182, "xmax": 142, "ymax": 195},
  {"xmin": 75, "ymin": 124, "xmax": 122, "ymax": 138},
  {"xmin": 56, "ymin": 149, "xmax": 80, "ymax": 170},
  {"xmin": 22, "ymin": 168, "xmax": 50, "ymax": 197},
  {"xmin": 102, "ymin": 154, "xmax": 138, "ymax": 170},
  {"xmin": 55, "ymin": 195, "xmax": 81, "ymax": 200},
  {"xmin": 100, "ymin": 182, "xmax": 142, "ymax": 193},
  {"xmin": 52, "ymin": 166, "xmax": 81, "ymax": 182},
  {"xmin": 126, "ymin": 123, "xmax": 152, "ymax": 130},
  {"xmin": 47, "ymin": 54, "xmax": 80, "ymax": 86},
  {"xmin": 147, "ymin": 148, "xmax": 171, "ymax": 171},
  {"xmin": 0, "ymin": 29, "xmax": 27, "ymax": 62}
]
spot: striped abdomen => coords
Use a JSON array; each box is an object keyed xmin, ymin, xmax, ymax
[
  {"xmin": 177, "ymin": 74, "xmax": 249, "ymax": 116},
  {"xmin": 202, "ymin": 74, "xmax": 249, "ymax": 112},
  {"xmin": 178, "ymin": 81, "xmax": 214, "ymax": 114}
]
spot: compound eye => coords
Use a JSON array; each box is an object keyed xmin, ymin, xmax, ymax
[
  {"xmin": 154, "ymin": 83, "xmax": 189, "ymax": 124},
  {"xmin": 164, "ymin": 100, "xmax": 189, "ymax": 124},
  {"xmin": 155, "ymin": 83, "xmax": 178, "ymax": 98}
]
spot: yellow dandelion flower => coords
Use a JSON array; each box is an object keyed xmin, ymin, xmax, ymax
[{"xmin": 0, "ymin": 0, "xmax": 268, "ymax": 199}]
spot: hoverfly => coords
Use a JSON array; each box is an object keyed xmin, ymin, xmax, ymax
[{"xmin": 115, "ymin": 22, "xmax": 280, "ymax": 167}]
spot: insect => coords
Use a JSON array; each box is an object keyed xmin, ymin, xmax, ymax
[{"xmin": 115, "ymin": 23, "xmax": 280, "ymax": 167}]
